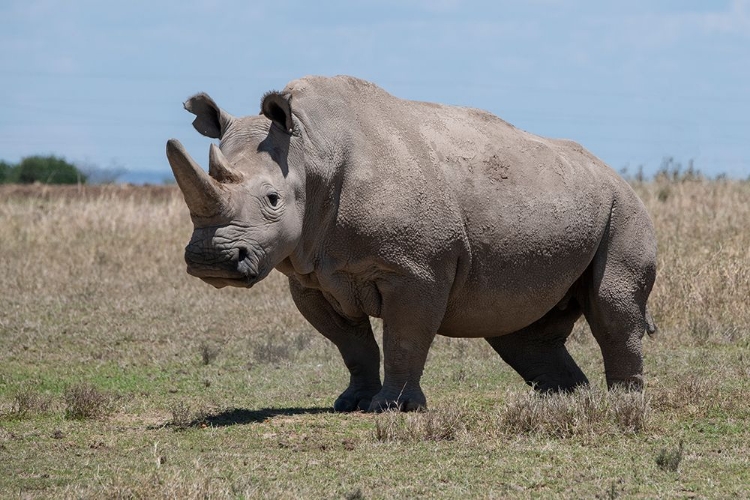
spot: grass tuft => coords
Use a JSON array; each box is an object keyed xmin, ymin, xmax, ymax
[
  {"xmin": 604, "ymin": 479, "xmax": 625, "ymax": 499},
  {"xmin": 199, "ymin": 342, "xmax": 220, "ymax": 365},
  {"xmin": 374, "ymin": 406, "xmax": 465, "ymax": 442},
  {"xmin": 498, "ymin": 387, "xmax": 649, "ymax": 438},
  {"xmin": 252, "ymin": 337, "xmax": 293, "ymax": 365},
  {"xmin": 656, "ymin": 441, "xmax": 684, "ymax": 472},
  {"xmin": 345, "ymin": 488, "xmax": 365, "ymax": 500},
  {"xmin": 168, "ymin": 401, "xmax": 206, "ymax": 430},
  {"xmin": 64, "ymin": 383, "xmax": 113, "ymax": 420},
  {"xmin": 8, "ymin": 383, "xmax": 53, "ymax": 418}
]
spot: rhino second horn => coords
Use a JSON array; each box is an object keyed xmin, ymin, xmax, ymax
[
  {"xmin": 166, "ymin": 139, "xmax": 226, "ymax": 218},
  {"xmin": 209, "ymin": 144, "xmax": 243, "ymax": 183}
]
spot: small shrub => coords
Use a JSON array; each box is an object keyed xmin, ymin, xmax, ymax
[
  {"xmin": 169, "ymin": 401, "xmax": 206, "ymax": 430},
  {"xmin": 688, "ymin": 317, "xmax": 713, "ymax": 345},
  {"xmin": 170, "ymin": 401, "xmax": 193, "ymax": 430},
  {"xmin": 0, "ymin": 160, "xmax": 12, "ymax": 183},
  {"xmin": 656, "ymin": 441, "xmax": 684, "ymax": 472},
  {"xmin": 64, "ymin": 383, "xmax": 113, "ymax": 420},
  {"xmin": 655, "ymin": 157, "xmax": 703, "ymax": 184},
  {"xmin": 10, "ymin": 384, "xmax": 52, "ymax": 417},
  {"xmin": 293, "ymin": 332, "xmax": 311, "ymax": 351}
]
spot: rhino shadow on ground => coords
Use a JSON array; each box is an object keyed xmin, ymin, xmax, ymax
[{"xmin": 152, "ymin": 407, "xmax": 334, "ymax": 430}]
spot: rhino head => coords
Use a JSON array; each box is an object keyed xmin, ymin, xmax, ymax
[{"xmin": 166, "ymin": 91, "xmax": 304, "ymax": 288}]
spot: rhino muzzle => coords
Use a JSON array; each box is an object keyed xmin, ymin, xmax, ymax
[{"xmin": 184, "ymin": 240, "xmax": 266, "ymax": 289}]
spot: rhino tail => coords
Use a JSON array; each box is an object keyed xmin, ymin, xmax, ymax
[{"xmin": 645, "ymin": 307, "xmax": 658, "ymax": 337}]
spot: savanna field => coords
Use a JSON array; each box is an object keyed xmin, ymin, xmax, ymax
[{"xmin": 0, "ymin": 176, "xmax": 748, "ymax": 498}]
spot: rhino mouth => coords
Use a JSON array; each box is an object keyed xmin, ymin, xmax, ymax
[{"xmin": 185, "ymin": 246, "xmax": 268, "ymax": 289}]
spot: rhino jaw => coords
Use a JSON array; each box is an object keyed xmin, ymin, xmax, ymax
[{"xmin": 194, "ymin": 276, "xmax": 253, "ymax": 289}]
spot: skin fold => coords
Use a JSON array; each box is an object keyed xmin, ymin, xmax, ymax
[{"xmin": 166, "ymin": 76, "xmax": 657, "ymax": 412}]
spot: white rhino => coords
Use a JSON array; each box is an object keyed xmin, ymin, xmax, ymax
[{"xmin": 166, "ymin": 76, "xmax": 657, "ymax": 412}]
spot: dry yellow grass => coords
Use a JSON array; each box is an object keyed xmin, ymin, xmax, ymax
[{"xmin": 640, "ymin": 179, "xmax": 750, "ymax": 343}]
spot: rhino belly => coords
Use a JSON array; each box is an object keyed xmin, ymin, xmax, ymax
[
  {"xmin": 437, "ymin": 213, "xmax": 603, "ymax": 338},
  {"xmin": 438, "ymin": 275, "xmax": 580, "ymax": 338}
]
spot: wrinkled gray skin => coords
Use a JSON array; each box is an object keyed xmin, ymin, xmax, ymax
[{"xmin": 166, "ymin": 76, "xmax": 657, "ymax": 412}]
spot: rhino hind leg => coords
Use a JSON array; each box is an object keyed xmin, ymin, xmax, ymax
[
  {"xmin": 580, "ymin": 210, "xmax": 657, "ymax": 391},
  {"xmin": 581, "ymin": 267, "xmax": 654, "ymax": 391},
  {"xmin": 486, "ymin": 303, "xmax": 589, "ymax": 393}
]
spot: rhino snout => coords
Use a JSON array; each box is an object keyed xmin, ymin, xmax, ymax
[{"xmin": 184, "ymin": 242, "xmax": 263, "ymax": 286}]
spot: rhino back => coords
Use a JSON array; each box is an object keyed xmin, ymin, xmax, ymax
[{"xmin": 286, "ymin": 76, "xmax": 642, "ymax": 335}]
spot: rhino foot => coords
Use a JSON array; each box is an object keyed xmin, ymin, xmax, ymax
[
  {"xmin": 367, "ymin": 388, "xmax": 427, "ymax": 413},
  {"xmin": 333, "ymin": 384, "xmax": 382, "ymax": 412},
  {"xmin": 334, "ymin": 395, "xmax": 373, "ymax": 412}
]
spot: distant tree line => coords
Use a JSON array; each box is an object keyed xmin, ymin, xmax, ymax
[{"xmin": 0, "ymin": 156, "xmax": 88, "ymax": 184}]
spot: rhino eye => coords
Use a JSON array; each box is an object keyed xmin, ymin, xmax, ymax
[{"xmin": 267, "ymin": 193, "xmax": 280, "ymax": 207}]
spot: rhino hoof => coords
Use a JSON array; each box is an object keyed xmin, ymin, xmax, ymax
[
  {"xmin": 367, "ymin": 398, "xmax": 426, "ymax": 413},
  {"xmin": 333, "ymin": 396, "xmax": 372, "ymax": 413}
]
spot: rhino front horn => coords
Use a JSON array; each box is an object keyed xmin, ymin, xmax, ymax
[{"xmin": 166, "ymin": 139, "xmax": 227, "ymax": 218}]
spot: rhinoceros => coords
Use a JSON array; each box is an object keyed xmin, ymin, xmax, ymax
[{"xmin": 166, "ymin": 75, "xmax": 657, "ymax": 412}]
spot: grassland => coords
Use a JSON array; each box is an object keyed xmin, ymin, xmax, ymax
[{"xmin": 0, "ymin": 177, "xmax": 748, "ymax": 498}]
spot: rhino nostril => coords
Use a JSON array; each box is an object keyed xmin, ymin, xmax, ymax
[{"xmin": 238, "ymin": 247, "xmax": 249, "ymax": 263}]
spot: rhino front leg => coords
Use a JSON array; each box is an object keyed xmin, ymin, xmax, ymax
[
  {"xmin": 288, "ymin": 277, "xmax": 382, "ymax": 412},
  {"xmin": 367, "ymin": 322, "xmax": 435, "ymax": 412},
  {"xmin": 367, "ymin": 280, "xmax": 445, "ymax": 412}
]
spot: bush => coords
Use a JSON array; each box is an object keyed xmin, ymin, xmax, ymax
[
  {"xmin": 12, "ymin": 155, "xmax": 87, "ymax": 184},
  {"xmin": 0, "ymin": 160, "xmax": 12, "ymax": 183}
]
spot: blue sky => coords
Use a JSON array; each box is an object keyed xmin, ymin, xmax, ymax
[{"xmin": 1, "ymin": 0, "xmax": 749, "ymax": 182}]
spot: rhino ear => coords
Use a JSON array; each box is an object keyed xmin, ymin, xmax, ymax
[
  {"xmin": 184, "ymin": 93, "xmax": 234, "ymax": 139},
  {"xmin": 261, "ymin": 91, "xmax": 293, "ymax": 133}
]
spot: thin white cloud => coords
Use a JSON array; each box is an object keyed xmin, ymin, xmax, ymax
[
  {"xmin": 685, "ymin": 0, "xmax": 750, "ymax": 37},
  {"xmin": 612, "ymin": 1, "xmax": 750, "ymax": 49}
]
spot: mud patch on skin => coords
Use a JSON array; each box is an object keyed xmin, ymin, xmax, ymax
[{"xmin": 483, "ymin": 154, "xmax": 510, "ymax": 182}]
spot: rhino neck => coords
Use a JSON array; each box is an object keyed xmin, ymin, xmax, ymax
[
  {"xmin": 283, "ymin": 167, "xmax": 343, "ymax": 277},
  {"xmin": 271, "ymin": 107, "xmax": 342, "ymax": 277},
  {"xmin": 276, "ymin": 76, "xmax": 376, "ymax": 279}
]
